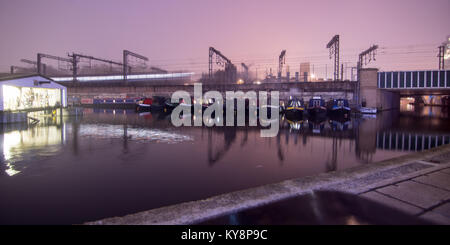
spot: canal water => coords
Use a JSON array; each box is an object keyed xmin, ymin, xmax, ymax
[{"xmin": 1, "ymin": 106, "xmax": 449, "ymax": 224}]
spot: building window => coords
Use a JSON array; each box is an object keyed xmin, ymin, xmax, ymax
[{"xmin": 2, "ymin": 85, "xmax": 61, "ymax": 111}]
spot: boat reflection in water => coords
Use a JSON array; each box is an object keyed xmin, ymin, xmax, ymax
[
  {"xmin": 1, "ymin": 106, "xmax": 450, "ymax": 224},
  {"xmin": 329, "ymin": 118, "xmax": 352, "ymax": 132}
]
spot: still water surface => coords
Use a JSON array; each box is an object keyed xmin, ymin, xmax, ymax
[{"xmin": 0, "ymin": 106, "xmax": 449, "ymax": 224}]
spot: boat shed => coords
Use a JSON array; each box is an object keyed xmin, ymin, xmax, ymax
[{"xmin": 0, "ymin": 74, "xmax": 67, "ymax": 112}]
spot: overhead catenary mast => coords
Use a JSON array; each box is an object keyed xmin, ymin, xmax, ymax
[
  {"xmin": 438, "ymin": 45, "xmax": 445, "ymax": 70},
  {"xmin": 123, "ymin": 50, "xmax": 149, "ymax": 82},
  {"xmin": 241, "ymin": 63, "xmax": 249, "ymax": 82},
  {"xmin": 278, "ymin": 50, "xmax": 286, "ymax": 80},
  {"xmin": 21, "ymin": 59, "xmax": 46, "ymax": 74},
  {"xmin": 69, "ymin": 52, "xmax": 131, "ymax": 82},
  {"xmin": 208, "ymin": 47, "xmax": 236, "ymax": 83},
  {"xmin": 37, "ymin": 53, "xmax": 73, "ymax": 76},
  {"xmin": 326, "ymin": 35, "xmax": 340, "ymax": 81},
  {"xmin": 10, "ymin": 65, "xmax": 28, "ymax": 74}
]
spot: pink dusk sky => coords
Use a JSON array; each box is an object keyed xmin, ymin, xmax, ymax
[{"xmin": 0, "ymin": 0, "xmax": 449, "ymax": 79}]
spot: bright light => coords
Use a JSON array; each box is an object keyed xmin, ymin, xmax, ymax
[
  {"xmin": 254, "ymin": 80, "xmax": 261, "ymax": 85},
  {"xmin": 310, "ymin": 74, "xmax": 316, "ymax": 79},
  {"xmin": 51, "ymin": 72, "xmax": 195, "ymax": 82},
  {"xmin": 3, "ymin": 85, "xmax": 61, "ymax": 111},
  {"xmin": 236, "ymin": 79, "xmax": 244, "ymax": 85}
]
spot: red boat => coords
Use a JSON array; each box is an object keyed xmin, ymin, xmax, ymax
[{"xmin": 136, "ymin": 98, "xmax": 153, "ymax": 112}]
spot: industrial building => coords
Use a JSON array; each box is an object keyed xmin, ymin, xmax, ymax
[{"xmin": 0, "ymin": 74, "xmax": 67, "ymax": 112}]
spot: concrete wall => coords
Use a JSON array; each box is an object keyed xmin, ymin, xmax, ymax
[
  {"xmin": 378, "ymin": 89, "xmax": 400, "ymax": 110},
  {"xmin": 360, "ymin": 68, "xmax": 400, "ymax": 110}
]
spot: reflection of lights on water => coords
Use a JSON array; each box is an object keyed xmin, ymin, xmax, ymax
[
  {"xmin": 400, "ymin": 97, "xmax": 415, "ymax": 112},
  {"xmin": 69, "ymin": 124, "xmax": 193, "ymax": 143},
  {"xmin": 62, "ymin": 123, "xmax": 66, "ymax": 143},
  {"xmin": 2, "ymin": 126, "xmax": 64, "ymax": 176},
  {"xmin": 406, "ymin": 104, "xmax": 414, "ymax": 111},
  {"xmin": 5, "ymin": 163, "xmax": 20, "ymax": 176},
  {"xmin": 290, "ymin": 123, "xmax": 301, "ymax": 130},
  {"xmin": 3, "ymin": 131, "xmax": 22, "ymax": 162}
]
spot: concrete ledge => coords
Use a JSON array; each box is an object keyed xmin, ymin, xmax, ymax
[{"xmin": 86, "ymin": 144, "xmax": 450, "ymax": 225}]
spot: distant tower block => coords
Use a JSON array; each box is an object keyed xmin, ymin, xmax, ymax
[{"xmin": 300, "ymin": 62, "xmax": 310, "ymax": 82}]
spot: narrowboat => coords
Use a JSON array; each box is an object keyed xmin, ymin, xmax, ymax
[
  {"xmin": 307, "ymin": 96, "xmax": 327, "ymax": 118},
  {"xmin": 327, "ymin": 98, "xmax": 351, "ymax": 117},
  {"xmin": 284, "ymin": 98, "xmax": 305, "ymax": 119},
  {"xmin": 136, "ymin": 96, "xmax": 166, "ymax": 112},
  {"xmin": 164, "ymin": 99, "xmax": 178, "ymax": 111}
]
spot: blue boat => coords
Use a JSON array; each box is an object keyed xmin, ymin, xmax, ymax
[
  {"xmin": 307, "ymin": 96, "xmax": 327, "ymax": 118},
  {"xmin": 327, "ymin": 98, "xmax": 351, "ymax": 117}
]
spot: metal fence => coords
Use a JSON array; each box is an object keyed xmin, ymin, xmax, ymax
[{"xmin": 378, "ymin": 70, "xmax": 450, "ymax": 89}]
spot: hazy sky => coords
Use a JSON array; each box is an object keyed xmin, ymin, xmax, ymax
[{"xmin": 1, "ymin": 0, "xmax": 449, "ymax": 79}]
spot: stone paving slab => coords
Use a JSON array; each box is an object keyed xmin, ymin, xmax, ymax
[
  {"xmin": 413, "ymin": 172, "xmax": 450, "ymax": 191},
  {"xmin": 419, "ymin": 211, "xmax": 450, "ymax": 225},
  {"xmin": 360, "ymin": 191, "xmax": 423, "ymax": 215},
  {"xmin": 431, "ymin": 202, "xmax": 450, "ymax": 219},
  {"xmin": 376, "ymin": 181, "xmax": 450, "ymax": 209},
  {"xmin": 425, "ymin": 152, "xmax": 450, "ymax": 164}
]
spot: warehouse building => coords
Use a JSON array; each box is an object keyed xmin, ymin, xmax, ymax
[
  {"xmin": 0, "ymin": 75, "xmax": 67, "ymax": 112},
  {"xmin": 0, "ymin": 74, "xmax": 67, "ymax": 112}
]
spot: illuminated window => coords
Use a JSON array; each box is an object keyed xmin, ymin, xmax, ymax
[{"xmin": 2, "ymin": 85, "xmax": 61, "ymax": 111}]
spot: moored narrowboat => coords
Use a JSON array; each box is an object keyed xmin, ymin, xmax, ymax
[
  {"xmin": 307, "ymin": 96, "xmax": 327, "ymax": 118},
  {"xmin": 327, "ymin": 98, "xmax": 351, "ymax": 117},
  {"xmin": 284, "ymin": 98, "xmax": 305, "ymax": 119},
  {"xmin": 136, "ymin": 96, "xmax": 166, "ymax": 112}
]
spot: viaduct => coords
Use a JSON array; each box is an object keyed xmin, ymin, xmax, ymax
[{"xmin": 57, "ymin": 68, "xmax": 450, "ymax": 111}]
